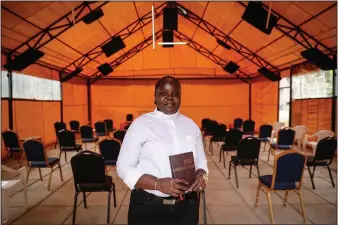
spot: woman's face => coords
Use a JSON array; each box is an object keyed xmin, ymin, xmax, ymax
[{"xmin": 155, "ymin": 79, "xmax": 181, "ymax": 115}]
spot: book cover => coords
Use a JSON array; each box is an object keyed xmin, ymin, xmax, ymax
[{"xmin": 169, "ymin": 151, "xmax": 196, "ymax": 187}]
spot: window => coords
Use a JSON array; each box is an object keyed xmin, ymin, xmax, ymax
[
  {"xmin": 1, "ymin": 70, "xmax": 61, "ymax": 101},
  {"xmin": 278, "ymin": 77, "xmax": 290, "ymax": 126}
]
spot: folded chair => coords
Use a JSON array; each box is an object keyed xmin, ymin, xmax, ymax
[
  {"xmin": 306, "ymin": 136, "xmax": 337, "ymax": 189},
  {"xmin": 23, "ymin": 139, "xmax": 63, "ymax": 191},
  {"xmin": 229, "ymin": 137, "xmax": 261, "ymax": 188},
  {"xmin": 255, "ymin": 149, "xmax": 307, "ymax": 224},
  {"xmin": 70, "ymin": 151, "xmax": 116, "ymax": 225}
]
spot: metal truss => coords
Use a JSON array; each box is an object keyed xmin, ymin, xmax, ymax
[
  {"xmin": 89, "ymin": 30, "xmax": 163, "ymax": 84},
  {"xmin": 61, "ymin": 2, "xmax": 166, "ymax": 74},
  {"xmin": 7, "ymin": 2, "xmax": 108, "ymax": 57},
  {"xmin": 174, "ymin": 31, "xmax": 251, "ymax": 83},
  {"xmin": 237, "ymin": 1, "xmax": 336, "ymax": 57},
  {"xmin": 172, "ymin": 1, "xmax": 280, "ymax": 74}
]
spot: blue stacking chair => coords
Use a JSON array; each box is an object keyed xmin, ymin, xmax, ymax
[
  {"xmin": 242, "ymin": 119, "xmax": 255, "ymax": 136},
  {"xmin": 95, "ymin": 121, "xmax": 107, "ymax": 137},
  {"xmin": 268, "ymin": 127, "xmax": 295, "ymax": 161},
  {"xmin": 233, "ymin": 118, "xmax": 243, "ymax": 129},
  {"xmin": 23, "ymin": 139, "xmax": 63, "ymax": 191},
  {"xmin": 80, "ymin": 125, "xmax": 99, "ymax": 151},
  {"xmin": 113, "ymin": 130, "xmax": 126, "ymax": 143},
  {"xmin": 2, "ymin": 130, "xmax": 24, "ymax": 166},
  {"xmin": 255, "ymin": 149, "xmax": 307, "ymax": 224},
  {"xmin": 69, "ymin": 120, "xmax": 80, "ymax": 134},
  {"xmin": 103, "ymin": 119, "xmax": 114, "ymax": 133},
  {"xmin": 58, "ymin": 129, "xmax": 82, "ymax": 162},
  {"xmin": 98, "ymin": 138, "xmax": 121, "ymax": 174},
  {"xmin": 258, "ymin": 124, "xmax": 273, "ymax": 151}
]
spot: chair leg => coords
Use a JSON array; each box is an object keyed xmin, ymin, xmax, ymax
[
  {"xmin": 256, "ymin": 164, "xmax": 260, "ymax": 177},
  {"xmin": 83, "ymin": 192, "xmax": 87, "ymax": 208},
  {"xmin": 255, "ymin": 182, "xmax": 261, "ymax": 207},
  {"xmin": 72, "ymin": 193, "xmax": 79, "ymax": 225},
  {"xmin": 298, "ymin": 190, "xmax": 307, "ymax": 222},
  {"xmin": 266, "ymin": 192, "xmax": 275, "ymax": 224},
  {"xmin": 307, "ymin": 165, "xmax": 316, "ymax": 189},
  {"xmin": 263, "ymin": 142, "xmax": 266, "ymax": 152},
  {"xmin": 113, "ymin": 183, "xmax": 117, "ymax": 207},
  {"xmin": 219, "ymin": 149, "xmax": 222, "ymax": 162},
  {"xmin": 107, "ymin": 192, "xmax": 111, "ymax": 224},
  {"xmin": 58, "ymin": 163, "xmax": 64, "ymax": 182},
  {"xmin": 283, "ymin": 191, "xmax": 288, "ymax": 207},
  {"xmin": 268, "ymin": 146, "xmax": 272, "ymax": 162},
  {"xmin": 234, "ymin": 166, "xmax": 239, "ymax": 188},
  {"xmin": 327, "ymin": 165, "xmax": 335, "ymax": 187},
  {"xmin": 26, "ymin": 167, "xmax": 32, "ymax": 183},
  {"xmin": 249, "ymin": 165, "xmax": 252, "ymax": 178},
  {"xmin": 47, "ymin": 167, "xmax": 53, "ymax": 191},
  {"xmin": 64, "ymin": 151, "xmax": 67, "ymax": 162},
  {"xmin": 228, "ymin": 161, "xmax": 232, "ymax": 179},
  {"xmin": 223, "ymin": 151, "xmax": 226, "ymax": 169},
  {"xmin": 38, "ymin": 168, "xmax": 43, "ymax": 181},
  {"xmin": 209, "ymin": 140, "xmax": 213, "ymax": 155}
]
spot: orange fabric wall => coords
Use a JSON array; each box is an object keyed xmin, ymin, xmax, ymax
[
  {"xmin": 62, "ymin": 77, "xmax": 88, "ymax": 127},
  {"xmin": 251, "ymin": 76, "xmax": 279, "ymax": 131},
  {"xmin": 91, "ymin": 79, "xmax": 249, "ymax": 128}
]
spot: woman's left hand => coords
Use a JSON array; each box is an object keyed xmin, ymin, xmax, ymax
[{"xmin": 189, "ymin": 169, "xmax": 207, "ymax": 192}]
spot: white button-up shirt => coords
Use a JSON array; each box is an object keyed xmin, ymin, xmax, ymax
[{"xmin": 116, "ymin": 108, "xmax": 208, "ymax": 197}]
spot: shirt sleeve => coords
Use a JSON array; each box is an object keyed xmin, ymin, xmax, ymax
[
  {"xmin": 116, "ymin": 122, "xmax": 145, "ymax": 190},
  {"xmin": 195, "ymin": 126, "xmax": 209, "ymax": 174}
]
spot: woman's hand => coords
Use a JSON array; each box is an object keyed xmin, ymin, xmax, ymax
[
  {"xmin": 158, "ymin": 178, "xmax": 189, "ymax": 197},
  {"xmin": 189, "ymin": 169, "xmax": 207, "ymax": 192}
]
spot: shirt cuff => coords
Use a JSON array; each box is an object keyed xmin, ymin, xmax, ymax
[
  {"xmin": 197, "ymin": 160, "xmax": 209, "ymax": 174},
  {"xmin": 123, "ymin": 168, "xmax": 145, "ymax": 190}
]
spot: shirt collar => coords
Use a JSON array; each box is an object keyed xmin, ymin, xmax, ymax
[{"xmin": 154, "ymin": 108, "xmax": 180, "ymax": 120}]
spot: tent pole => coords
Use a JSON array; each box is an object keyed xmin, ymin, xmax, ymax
[
  {"xmin": 7, "ymin": 54, "xmax": 13, "ymax": 130},
  {"xmin": 87, "ymin": 79, "xmax": 92, "ymax": 126},
  {"xmin": 332, "ymin": 69, "xmax": 336, "ymax": 133},
  {"xmin": 249, "ymin": 82, "xmax": 252, "ymax": 120}
]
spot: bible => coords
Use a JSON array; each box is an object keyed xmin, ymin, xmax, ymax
[{"xmin": 169, "ymin": 151, "xmax": 196, "ymax": 187}]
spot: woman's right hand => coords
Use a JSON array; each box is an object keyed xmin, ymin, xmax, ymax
[{"xmin": 158, "ymin": 178, "xmax": 189, "ymax": 197}]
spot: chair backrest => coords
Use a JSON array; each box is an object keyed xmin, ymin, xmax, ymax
[
  {"xmin": 277, "ymin": 128, "xmax": 295, "ymax": 145},
  {"xmin": 54, "ymin": 121, "xmax": 66, "ymax": 134},
  {"xmin": 213, "ymin": 123, "xmax": 227, "ymax": 138},
  {"xmin": 234, "ymin": 118, "xmax": 243, "ymax": 129},
  {"xmin": 273, "ymin": 122, "xmax": 285, "ymax": 131},
  {"xmin": 314, "ymin": 130, "xmax": 335, "ymax": 141},
  {"xmin": 71, "ymin": 151, "xmax": 106, "ymax": 188},
  {"xmin": 99, "ymin": 138, "xmax": 121, "ymax": 161},
  {"xmin": 103, "ymin": 119, "xmax": 113, "ymax": 130},
  {"xmin": 80, "ymin": 125, "xmax": 94, "ymax": 139},
  {"xmin": 225, "ymin": 128, "xmax": 243, "ymax": 146},
  {"xmin": 69, "ymin": 120, "xmax": 80, "ymax": 131},
  {"xmin": 272, "ymin": 150, "xmax": 306, "ymax": 189},
  {"xmin": 94, "ymin": 121, "xmax": 106, "ymax": 133},
  {"xmin": 237, "ymin": 137, "xmax": 261, "ymax": 161},
  {"xmin": 2, "ymin": 130, "xmax": 20, "ymax": 148},
  {"xmin": 22, "ymin": 139, "xmax": 46, "ymax": 162},
  {"xmin": 314, "ymin": 136, "xmax": 337, "ymax": 162},
  {"xmin": 292, "ymin": 125, "xmax": 307, "ymax": 139},
  {"xmin": 242, "ymin": 119, "xmax": 255, "ymax": 133},
  {"xmin": 259, "ymin": 124, "xmax": 273, "ymax": 138},
  {"xmin": 58, "ymin": 129, "xmax": 76, "ymax": 147},
  {"xmin": 113, "ymin": 130, "xmax": 126, "ymax": 143},
  {"xmin": 201, "ymin": 118, "xmax": 210, "ymax": 131}
]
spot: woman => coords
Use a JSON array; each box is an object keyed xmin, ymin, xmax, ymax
[{"xmin": 117, "ymin": 76, "xmax": 208, "ymax": 225}]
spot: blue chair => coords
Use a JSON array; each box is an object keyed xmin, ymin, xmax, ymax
[
  {"xmin": 255, "ymin": 150, "xmax": 307, "ymax": 224},
  {"xmin": 98, "ymin": 138, "xmax": 121, "ymax": 173},
  {"xmin": 70, "ymin": 150, "xmax": 116, "ymax": 225},
  {"xmin": 220, "ymin": 128, "xmax": 243, "ymax": 168},
  {"xmin": 80, "ymin": 125, "xmax": 99, "ymax": 151},
  {"xmin": 23, "ymin": 139, "xmax": 63, "ymax": 191},
  {"xmin": 209, "ymin": 123, "xmax": 227, "ymax": 155},
  {"xmin": 258, "ymin": 124, "xmax": 273, "ymax": 151},
  {"xmin": 58, "ymin": 129, "xmax": 82, "ymax": 162},
  {"xmin": 113, "ymin": 130, "xmax": 126, "ymax": 143},
  {"xmin": 268, "ymin": 127, "xmax": 295, "ymax": 162},
  {"xmin": 307, "ymin": 136, "xmax": 337, "ymax": 189},
  {"xmin": 242, "ymin": 119, "xmax": 255, "ymax": 136},
  {"xmin": 233, "ymin": 118, "xmax": 243, "ymax": 129},
  {"xmin": 2, "ymin": 130, "xmax": 24, "ymax": 166},
  {"xmin": 95, "ymin": 121, "xmax": 107, "ymax": 137},
  {"xmin": 54, "ymin": 121, "xmax": 66, "ymax": 148},
  {"xmin": 103, "ymin": 119, "xmax": 114, "ymax": 133},
  {"xmin": 69, "ymin": 120, "xmax": 80, "ymax": 134}
]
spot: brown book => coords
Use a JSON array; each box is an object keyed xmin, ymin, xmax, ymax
[{"xmin": 169, "ymin": 152, "xmax": 196, "ymax": 187}]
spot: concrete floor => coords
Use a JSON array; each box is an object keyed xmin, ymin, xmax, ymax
[{"xmin": 2, "ymin": 139, "xmax": 337, "ymax": 225}]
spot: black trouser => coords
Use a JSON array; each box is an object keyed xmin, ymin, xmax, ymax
[{"xmin": 128, "ymin": 189, "xmax": 199, "ymax": 225}]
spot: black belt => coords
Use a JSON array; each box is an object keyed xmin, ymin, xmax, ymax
[{"xmin": 132, "ymin": 189, "xmax": 194, "ymax": 205}]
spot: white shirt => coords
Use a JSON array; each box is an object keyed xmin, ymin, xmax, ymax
[{"xmin": 116, "ymin": 108, "xmax": 208, "ymax": 197}]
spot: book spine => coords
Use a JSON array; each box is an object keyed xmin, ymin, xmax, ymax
[{"xmin": 169, "ymin": 156, "xmax": 176, "ymax": 178}]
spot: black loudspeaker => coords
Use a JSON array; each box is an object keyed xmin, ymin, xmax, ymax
[
  {"xmin": 101, "ymin": 36, "xmax": 126, "ymax": 57},
  {"xmin": 82, "ymin": 9, "xmax": 104, "ymax": 24},
  {"xmin": 4, "ymin": 48, "xmax": 45, "ymax": 71},
  {"xmin": 300, "ymin": 48, "xmax": 336, "ymax": 70},
  {"xmin": 162, "ymin": 30, "xmax": 173, "ymax": 48},
  {"xmin": 258, "ymin": 67, "xmax": 281, "ymax": 82},
  {"xmin": 97, "ymin": 63, "xmax": 113, "ymax": 76},
  {"xmin": 242, "ymin": 2, "xmax": 279, "ymax": 35},
  {"xmin": 224, "ymin": 61, "xmax": 240, "ymax": 74},
  {"xmin": 216, "ymin": 39, "xmax": 231, "ymax": 50},
  {"xmin": 61, "ymin": 68, "xmax": 83, "ymax": 82},
  {"xmin": 163, "ymin": 7, "xmax": 178, "ymax": 30}
]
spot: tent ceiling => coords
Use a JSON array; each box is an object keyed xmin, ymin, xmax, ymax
[{"xmin": 1, "ymin": 1, "xmax": 336, "ymax": 80}]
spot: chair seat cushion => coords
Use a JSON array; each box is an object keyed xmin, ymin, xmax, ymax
[
  {"xmin": 221, "ymin": 144, "xmax": 238, "ymax": 151},
  {"xmin": 30, "ymin": 157, "xmax": 59, "ymax": 167},
  {"xmin": 258, "ymin": 137, "xmax": 270, "ymax": 142},
  {"xmin": 61, "ymin": 144, "xmax": 82, "ymax": 151},
  {"xmin": 96, "ymin": 132, "xmax": 107, "ymax": 137},
  {"xmin": 77, "ymin": 176, "xmax": 113, "ymax": 192},
  {"xmin": 306, "ymin": 156, "xmax": 328, "ymax": 166},
  {"xmin": 8, "ymin": 147, "xmax": 22, "ymax": 153},
  {"xmin": 270, "ymin": 143, "xmax": 292, "ymax": 149},
  {"xmin": 82, "ymin": 137, "xmax": 99, "ymax": 143},
  {"xmin": 231, "ymin": 156, "xmax": 256, "ymax": 165},
  {"xmin": 105, "ymin": 160, "xmax": 117, "ymax": 166},
  {"xmin": 71, "ymin": 130, "xmax": 80, "ymax": 133},
  {"xmin": 259, "ymin": 175, "xmax": 296, "ymax": 190}
]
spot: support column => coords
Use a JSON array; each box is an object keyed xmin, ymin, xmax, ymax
[
  {"xmin": 87, "ymin": 79, "xmax": 92, "ymax": 125},
  {"xmin": 59, "ymin": 71, "xmax": 63, "ymax": 122},
  {"xmin": 332, "ymin": 69, "xmax": 336, "ymax": 132},
  {"xmin": 289, "ymin": 66, "xmax": 293, "ymax": 127},
  {"xmin": 249, "ymin": 82, "xmax": 252, "ymax": 120},
  {"xmin": 7, "ymin": 54, "xmax": 14, "ymax": 130}
]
